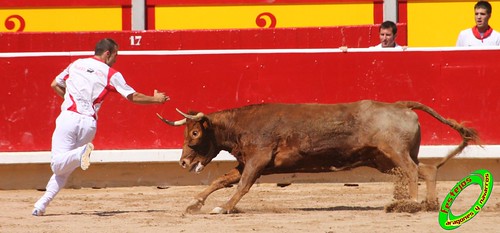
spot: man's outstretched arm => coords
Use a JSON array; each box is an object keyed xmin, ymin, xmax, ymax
[{"xmin": 127, "ymin": 89, "xmax": 169, "ymax": 104}]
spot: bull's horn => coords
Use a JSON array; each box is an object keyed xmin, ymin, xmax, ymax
[
  {"xmin": 156, "ymin": 113, "xmax": 186, "ymax": 126},
  {"xmin": 176, "ymin": 108, "xmax": 205, "ymax": 121}
]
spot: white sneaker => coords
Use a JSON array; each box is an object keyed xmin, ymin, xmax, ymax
[
  {"xmin": 81, "ymin": 143, "xmax": 94, "ymax": 170},
  {"xmin": 32, "ymin": 208, "xmax": 45, "ymax": 216}
]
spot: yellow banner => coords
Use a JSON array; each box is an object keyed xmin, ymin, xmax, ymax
[
  {"xmin": 408, "ymin": 1, "xmax": 500, "ymax": 47},
  {"xmin": 155, "ymin": 4, "xmax": 374, "ymax": 30},
  {"xmin": 0, "ymin": 8, "xmax": 122, "ymax": 32}
]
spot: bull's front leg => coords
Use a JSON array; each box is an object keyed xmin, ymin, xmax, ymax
[
  {"xmin": 186, "ymin": 166, "xmax": 242, "ymax": 213},
  {"xmin": 210, "ymin": 156, "xmax": 269, "ymax": 214}
]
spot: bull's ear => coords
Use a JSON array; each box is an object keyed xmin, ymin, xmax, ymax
[{"xmin": 202, "ymin": 120, "xmax": 210, "ymax": 129}]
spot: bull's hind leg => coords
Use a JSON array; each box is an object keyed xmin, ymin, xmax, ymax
[
  {"xmin": 394, "ymin": 161, "xmax": 419, "ymax": 202},
  {"xmin": 185, "ymin": 166, "xmax": 242, "ymax": 213},
  {"xmin": 418, "ymin": 163, "xmax": 439, "ymax": 211},
  {"xmin": 381, "ymin": 148, "xmax": 422, "ymax": 213},
  {"xmin": 378, "ymin": 146, "xmax": 419, "ymax": 202}
]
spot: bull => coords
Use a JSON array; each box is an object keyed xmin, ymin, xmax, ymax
[{"xmin": 157, "ymin": 100, "xmax": 479, "ymax": 214}]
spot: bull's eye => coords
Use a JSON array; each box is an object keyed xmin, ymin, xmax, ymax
[{"xmin": 191, "ymin": 130, "xmax": 199, "ymax": 138}]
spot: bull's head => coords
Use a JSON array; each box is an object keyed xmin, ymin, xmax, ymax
[{"xmin": 157, "ymin": 109, "xmax": 217, "ymax": 173}]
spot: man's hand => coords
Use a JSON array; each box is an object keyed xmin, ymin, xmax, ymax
[{"xmin": 154, "ymin": 89, "xmax": 170, "ymax": 103}]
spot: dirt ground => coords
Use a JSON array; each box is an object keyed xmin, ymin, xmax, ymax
[{"xmin": 1, "ymin": 181, "xmax": 498, "ymax": 233}]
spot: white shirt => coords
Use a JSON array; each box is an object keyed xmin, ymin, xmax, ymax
[
  {"xmin": 370, "ymin": 43, "xmax": 404, "ymax": 49},
  {"xmin": 456, "ymin": 28, "xmax": 500, "ymax": 46},
  {"xmin": 55, "ymin": 57, "xmax": 136, "ymax": 119}
]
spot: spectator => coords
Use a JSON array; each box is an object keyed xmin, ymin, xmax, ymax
[
  {"xmin": 370, "ymin": 21, "xmax": 404, "ymax": 49},
  {"xmin": 340, "ymin": 21, "xmax": 406, "ymax": 52},
  {"xmin": 456, "ymin": 1, "xmax": 500, "ymax": 46}
]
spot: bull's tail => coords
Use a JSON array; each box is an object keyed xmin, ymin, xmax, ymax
[{"xmin": 396, "ymin": 101, "xmax": 480, "ymax": 168}]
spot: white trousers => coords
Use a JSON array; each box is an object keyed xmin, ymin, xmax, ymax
[{"xmin": 34, "ymin": 111, "xmax": 96, "ymax": 212}]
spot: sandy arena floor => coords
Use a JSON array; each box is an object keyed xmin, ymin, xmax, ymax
[{"xmin": 0, "ymin": 181, "xmax": 498, "ymax": 233}]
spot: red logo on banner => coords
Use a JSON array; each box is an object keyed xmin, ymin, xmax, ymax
[
  {"xmin": 256, "ymin": 12, "xmax": 277, "ymax": 28},
  {"xmin": 4, "ymin": 15, "xmax": 26, "ymax": 32}
]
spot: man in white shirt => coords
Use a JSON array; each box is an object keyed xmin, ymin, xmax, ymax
[
  {"xmin": 340, "ymin": 21, "xmax": 406, "ymax": 52},
  {"xmin": 456, "ymin": 1, "xmax": 500, "ymax": 46},
  {"xmin": 370, "ymin": 21, "xmax": 404, "ymax": 49},
  {"xmin": 32, "ymin": 38, "xmax": 170, "ymax": 216}
]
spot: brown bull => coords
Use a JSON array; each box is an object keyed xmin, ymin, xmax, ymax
[{"xmin": 157, "ymin": 100, "xmax": 479, "ymax": 214}]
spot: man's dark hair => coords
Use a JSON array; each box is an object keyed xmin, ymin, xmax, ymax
[
  {"xmin": 380, "ymin": 21, "xmax": 398, "ymax": 35},
  {"xmin": 94, "ymin": 38, "xmax": 118, "ymax": 56},
  {"xmin": 475, "ymin": 1, "xmax": 492, "ymax": 14}
]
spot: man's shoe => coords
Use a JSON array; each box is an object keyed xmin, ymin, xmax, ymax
[
  {"xmin": 32, "ymin": 208, "xmax": 45, "ymax": 216},
  {"xmin": 81, "ymin": 143, "xmax": 94, "ymax": 170}
]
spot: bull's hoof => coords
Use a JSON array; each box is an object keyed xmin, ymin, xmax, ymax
[
  {"xmin": 185, "ymin": 199, "xmax": 204, "ymax": 214},
  {"xmin": 420, "ymin": 199, "xmax": 439, "ymax": 211},
  {"xmin": 210, "ymin": 206, "xmax": 240, "ymax": 214},
  {"xmin": 385, "ymin": 200, "xmax": 422, "ymax": 213},
  {"xmin": 209, "ymin": 206, "xmax": 240, "ymax": 214},
  {"xmin": 209, "ymin": 207, "xmax": 227, "ymax": 214}
]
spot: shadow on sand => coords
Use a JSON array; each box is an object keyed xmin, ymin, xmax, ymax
[
  {"xmin": 67, "ymin": 209, "xmax": 168, "ymax": 217},
  {"xmin": 294, "ymin": 206, "xmax": 384, "ymax": 212}
]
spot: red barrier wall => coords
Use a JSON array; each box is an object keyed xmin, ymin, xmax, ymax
[
  {"xmin": 0, "ymin": 30, "xmax": 496, "ymax": 152},
  {"xmin": 0, "ymin": 25, "xmax": 406, "ymax": 52}
]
